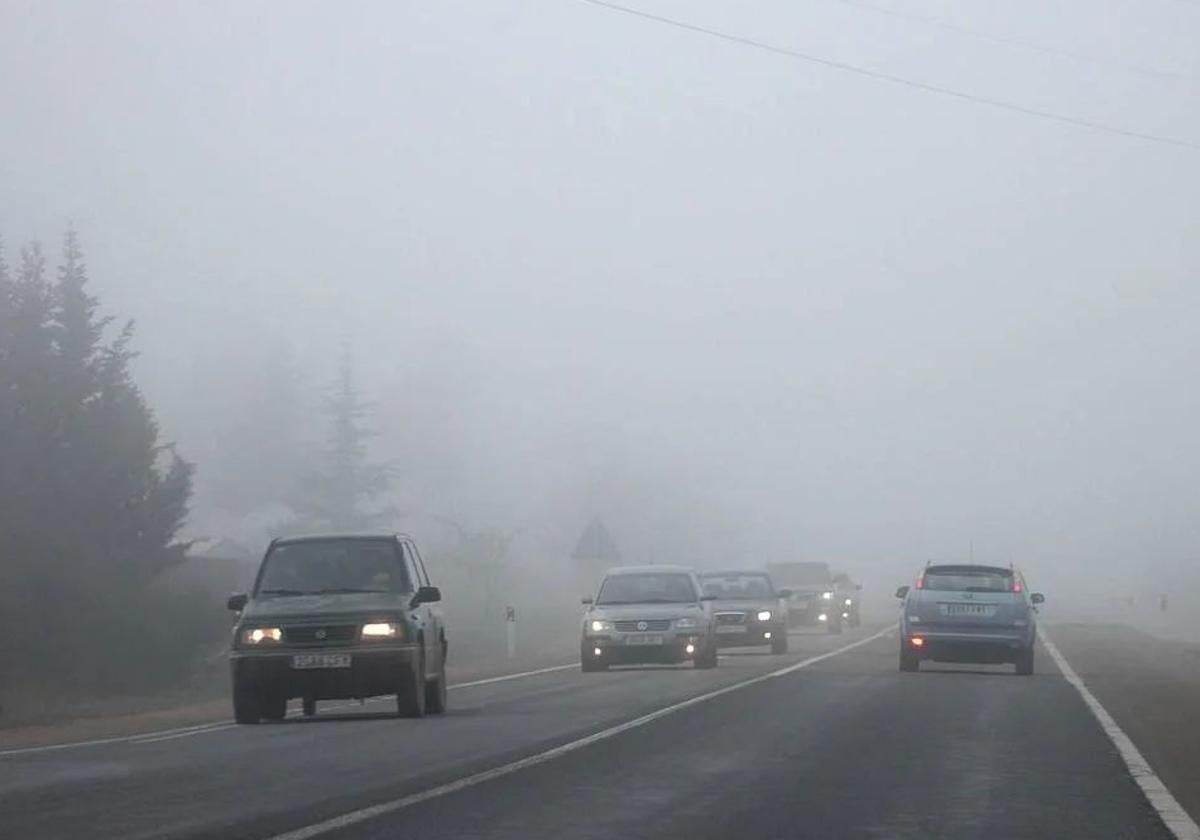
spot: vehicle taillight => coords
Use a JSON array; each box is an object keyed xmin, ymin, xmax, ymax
[
  {"xmin": 911, "ymin": 637, "xmax": 925, "ymax": 647},
  {"xmin": 1012, "ymin": 579, "xmax": 1023, "ymax": 593},
  {"xmin": 914, "ymin": 576, "xmax": 925, "ymax": 590}
]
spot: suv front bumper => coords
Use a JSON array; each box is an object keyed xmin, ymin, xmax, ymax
[{"xmin": 230, "ymin": 644, "xmax": 420, "ymax": 700}]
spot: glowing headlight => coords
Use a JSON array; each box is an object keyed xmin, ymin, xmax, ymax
[
  {"xmin": 675, "ymin": 617, "xmax": 699, "ymax": 629},
  {"xmin": 242, "ymin": 627, "xmax": 282, "ymax": 645},
  {"xmin": 818, "ymin": 613, "xmax": 828, "ymax": 622},
  {"xmin": 756, "ymin": 610, "xmax": 772, "ymax": 622},
  {"xmin": 844, "ymin": 598, "xmax": 853, "ymax": 606},
  {"xmin": 361, "ymin": 622, "xmax": 400, "ymax": 639},
  {"xmin": 589, "ymin": 619, "xmax": 613, "ymax": 633},
  {"xmin": 822, "ymin": 592, "xmax": 833, "ymax": 600}
]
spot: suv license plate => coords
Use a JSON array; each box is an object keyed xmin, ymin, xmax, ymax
[
  {"xmin": 291, "ymin": 654, "xmax": 352, "ymax": 670},
  {"xmin": 718, "ymin": 626, "xmax": 748, "ymax": 634},
  {"xmin": 625, "ymin": 635, "xmax": 664, "ymax": 646}
]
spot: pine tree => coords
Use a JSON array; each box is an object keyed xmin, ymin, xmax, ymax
[{"xmin": 289, "ymin": 347, "xmax": 393, "ymax": 532}]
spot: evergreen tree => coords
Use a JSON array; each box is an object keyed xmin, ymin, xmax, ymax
[{"xmin": 288, "ymin": 347, "xmax": 393, "ymax": 532}]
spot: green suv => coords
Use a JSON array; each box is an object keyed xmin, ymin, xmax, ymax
[{"xmin": 227, "ymin": 533, "xmax": 447, "ymax": 723}]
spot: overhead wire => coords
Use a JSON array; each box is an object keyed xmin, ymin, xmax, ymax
[{"xmin": 573, "ymin": 0, "xmax": 1200, "ymax": 151}]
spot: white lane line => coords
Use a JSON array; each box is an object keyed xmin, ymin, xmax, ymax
[
  {"xmin": 0, "ymin": 662, "xmax": 580, "ymax": 756},
  {"xmin": 1041, "ymin": 630, "xmax": 1200, "ymax": 840},
  {"xmin": 265, "ymin": 627, "xmax": 895, "ymax": 840}
]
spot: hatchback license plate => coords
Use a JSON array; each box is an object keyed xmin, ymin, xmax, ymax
[
  {"xmin": 940, "ymin": 603, "xmax": 996, "ymax": 617},
  {"xmin": 625, "ymin": 635, "xmax": 664, "ymax": 646},
  {"xmin": 291, "ymin": 654, "xmax": 351, "ymax": 670}
]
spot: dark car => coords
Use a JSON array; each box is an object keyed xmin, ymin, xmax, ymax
[
  {"xmin": 896, "ymin": 563, "xmax": 1044, "ymax": 675},
  {"xmin": 766, "ymin": 561, "xmax": 842, "ymax": 632},
  {"xmin": 832, "ymin": 572, "xmax": 862, "ymax": 627},
  {"xmin": 699, "ymin": 570, "xmax": 791, "ymax": 654},
  {"xmin": 227, "ymin": 533, "xmax": 447, "ymax": 723}
]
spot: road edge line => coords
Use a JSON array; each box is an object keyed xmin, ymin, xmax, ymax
[
  {"xmin": 1040, "ymin": 629, "xmax": 1200, "ymax": 840},
  {"xmin": 265, "ymin": 626, "xmax": 895, "ymax": 840}
]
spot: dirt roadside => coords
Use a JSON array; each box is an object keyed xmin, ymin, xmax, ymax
[
  {"xmin": 1046, "ymin": 622, "xmax": 1200, "ymax": 825},
  {"xmin": 0, "ymin": 640, "xmax": 578, "ymax": 751}
]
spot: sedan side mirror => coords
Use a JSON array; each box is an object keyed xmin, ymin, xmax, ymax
[
  {"xmin": 581, "ymin": 597, "xmax": 594, "ymax": 605},
  {"xmin": 895, "ymin": 585, "xmax": 910, "ymax": 599},
  {"xmin": 1030, "ymin": 592, "xmax": 1045, "ymax": 605},
  {"xmin": 227, "ymin": 592, "xmax": 248, "ymax": 612},
  {"xmin": 411, "ymin": 585, "xmax": 442, "ymax": 607},
  {"xmin": 776, "ymin": 589, "xmax": 793, "ymax": 599}
]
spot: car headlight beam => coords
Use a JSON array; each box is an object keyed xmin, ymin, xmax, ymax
[
  {"xmin": 361, "ymin": 622, "xmax": 400, "ymax": 639},
  {"xmin": 590, "ymin": 619, "xmax": 613, "ymax": 633},
  {"xmin": 756, "ymin": 610, "xmax": 772, "ymax": 622},
  {"xmin": 675, "ymin": 617, "xmax": 699, "ymax": 629},
  {"xmin": 242, "ymin": 627, "xmax": 283, "ymax": 645},
  {"xmin": 822, "ymin": 591, "xmax": 833, "ymax": 600}
]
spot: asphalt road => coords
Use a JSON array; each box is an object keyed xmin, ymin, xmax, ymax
[{"xmin": 0, "ymin": 625, "xmax": 1178, "ymax": 840}]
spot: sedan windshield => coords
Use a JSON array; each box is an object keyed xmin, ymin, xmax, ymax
[
  {"xmin": 596, "ymin": 573, "xmax": 698, "ymax": 605},
  {"xmin": 700, "ymin": 574, "xmax": 775, "ymax": 600},
  {"xmin": 256, "ymin": 539, "xmax": 411, "ymax": 596}
]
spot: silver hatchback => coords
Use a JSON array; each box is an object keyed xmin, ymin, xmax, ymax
[
  {"xmin": 581, "ymin": 566, "xmax": 719, "ymax": 671},
  {"xmin": 897, "ymin": 564, "xmax": 1045, "ymax": 675}
]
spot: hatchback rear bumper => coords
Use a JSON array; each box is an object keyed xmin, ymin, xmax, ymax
[{"xmin": 908, "ymin": 631, "xmax": 1031, "ymax": 664}]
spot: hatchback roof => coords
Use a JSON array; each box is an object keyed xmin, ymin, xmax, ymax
[
  {"xmin": 603, "ymin": 564, "xmax": 694, "ymax": 576},
  {"xmin": 926, "ymin": 564, "xmax": 1013, "ymax": 576}
]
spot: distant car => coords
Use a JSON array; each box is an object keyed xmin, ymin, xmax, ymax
[
  {"xmin": 896, "ymin": 564, "xmax": 1044, "ymax": 675},
  {"xmin": 832, "ymin": 572, "xmax": 862, "ymax": 628},
  {"xmin": 699, "ymin": 570, "xmax": 791, "ymax": 654},
  {"xmin": 766, "ymin": 561, "xmax": 842, "ymax": 633},
  {"xmin": 227, "ymin": 533, "xmax": 448, "ymax": 722},
  {"xmin": 581, "ymin": 565, "xmax": 718, "ymax": 671}
]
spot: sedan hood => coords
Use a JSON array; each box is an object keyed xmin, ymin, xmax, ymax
[
  {"xmin": 709, "ymin": 599, "xmax": 777, "ymax": 614},
  {"xmin": 243, "ymin": 592, "xmax": 409, "ymax": 620},
  {"xmin": 588, "ymin": 603, "xmax": 704, "ymax": 621}
]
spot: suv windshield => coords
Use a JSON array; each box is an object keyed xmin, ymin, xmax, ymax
[
  {"xmin": 256, "ymin": 539, "xmax": 411, "ymax": 597},
  {"xmin": 597, "ymin": 573, "xmax": 698, "ymax": 605},
  {"xmin": 700, "ymin": 573, "xmax": 775, "ymax": 600},
  {"xmin": 768, "ymin": 563, "xmax": 831, "ymax": 586},
  {"xmin": 923, "ymin": 566, "xmax": 1013, "ymax": 593}
]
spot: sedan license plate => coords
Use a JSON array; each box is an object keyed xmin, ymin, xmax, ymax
[
  {"xmin": 717, "ymin": 625, "xmax": 748, "ymax": 634},
  {"xmin": 291, "ymin": 653, "xmax": 351, "ymax": 670},
  {"xmin": 939, "ymin": 603, "xmax": 996, "ymax": 618},
  {"xmin": 625, "ymin": 635, "xmax": 664, "ymax": 646}
]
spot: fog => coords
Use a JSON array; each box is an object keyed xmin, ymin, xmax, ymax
[{"xmin": 3, "ymin": 0, "xmax": 1199, "ymax": 601}]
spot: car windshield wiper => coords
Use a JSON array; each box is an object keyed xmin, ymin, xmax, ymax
[
  {"xmin": 310, "ymin": 587, "xmax": 389, "ymax": 595},
  {"xmin": 258, "ymin": 588, "xmax": 309, "ymax": 597}
]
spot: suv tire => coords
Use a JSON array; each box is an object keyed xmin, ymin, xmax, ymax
[
  {"xmin": 397, "ymin": 655, "xmax": 427, "ymax": 718},
  {"xmin": 233, "ymin": 678, "xmax": 262, "ymax": 724},
  {"xmin": 693, "ymin": 642, "xmax": 719, "ymax": 669},
  {"xmin": 899, "ymin": 646, "xmax": 920, "ymax": 673},
  {"xmin": 425, "ymin": 658, "xmax": 448, "ymax": 715},
  {"xmin": 1015, "ymin": 646, "xmax": 1034, "ymax": 676},
  {"xmin": 771, "ymin": 633, "xmax": 789, "ymax": 655},
  {"xmin": 261, "ymin": 692, "xmax": 287, "ymax": 722}
]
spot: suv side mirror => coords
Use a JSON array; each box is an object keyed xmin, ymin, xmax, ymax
[
  {"xmin": 227, "ymin": 592, "xmax": 248, "ymax": 612},
  {"xmin": 776, "ymin": 588, "xmax": 793, "ymax": 599},
  {"xmin": 700, "ymin": 594, "xmax": 717, "ymax": 602},
  {"xmin": 895, "ymin": 585, "xmax": 910, "ymax": 599},
  {"xmin": 581, "ymin": 597, "xmax": 594, "ymax": 605},
  {"xmin": 411, "ymin": 585, "xmax": 441, "ymax": 607},
  {"xmin": 1030, "ymin": 592, "xmax": 1045, "ymax": 605}
]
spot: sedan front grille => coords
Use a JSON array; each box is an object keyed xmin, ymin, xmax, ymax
[
  {"xmin": 716, "ymin": 612, "xmax": 748, "ymax": 626},
  {"xmin": 614, "ymin": 620, "xmax": 672, "ymax": 632},
  {"xmin": 283, "ymin": 624, "xmax": 359, "ymax": 645}
]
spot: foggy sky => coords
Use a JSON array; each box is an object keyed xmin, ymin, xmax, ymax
[{"xmin": 2, "ymin": 0, "xmax": 1199, "ymax": 595}]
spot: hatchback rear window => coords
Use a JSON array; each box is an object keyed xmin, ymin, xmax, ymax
[{"xmin": 922, "ymin": 567, "xmax": 1013, "ymax": 593}]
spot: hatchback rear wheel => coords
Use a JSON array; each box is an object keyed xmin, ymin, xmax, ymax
[{"xmin": 1015, "ymin": 646, "xmax": 1034, "ymax": 676}]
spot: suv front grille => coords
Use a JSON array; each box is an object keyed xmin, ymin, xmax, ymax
[
  {"xmin": 283, "ymin": 624, "xmax": 359, "ymax": 645},
  {"xmin": 716, "ymin": 612, "xmax": 747, "ymax": 625},
  {"xmin": 614, "ymin": 620, "xmax": 671, "ymax": 632}
]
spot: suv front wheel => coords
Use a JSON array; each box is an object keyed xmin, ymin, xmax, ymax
[{"xmin": 233, "ymin": 677, "xmax": 262, "ymax": 724}]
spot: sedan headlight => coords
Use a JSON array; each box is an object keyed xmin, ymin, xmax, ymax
[
  {"xmin": 361, "ymin": 622, "xmax": 401, "ymax": 640},
  {"xmin": 675, "ymin": 617, "xmax": 699, "ymax": 629},
  {"xmin": 822, "ymin": 591, "xmax": 833, "ymax": 600},
  {"xmin": 589, "ymin": 619, "xmax": 613, "ymax": 633},
  {"xmin": 241, "ymin": 627, "xmax": 282, "ymax": 645},
  {"xmin": 756, "ymin": 610, "xmax": 772, "ymax": 622},
  {"xmin": 844, "ymin": 598, "xmax": 853, "ymax": 606}
]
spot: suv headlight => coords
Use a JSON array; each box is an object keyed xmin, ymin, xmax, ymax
[
  {"xmin": 361, "ymin": 622, "xmax": 402, "ymax": 640},
  {"xmin": 589, "ymin": 619, "xmax": 613, "ymax": 633},
  {"xmin": 756, "ymin": 610, "xmax": 772, "ymax": 622},
  {"xmin": 844, "ymin": 598, "xmax": 853, "ymax": 606},
  {"xmin": 675, "ymin": 617, "xmax": 699, "ymax": 629},
  {"xmin": 241, "ymin": 627, "xmax": 283, "ymax": 645}
]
